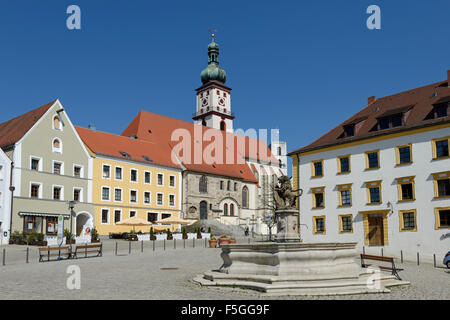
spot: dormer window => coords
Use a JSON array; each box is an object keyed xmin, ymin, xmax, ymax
[
  {"xmin": 374, "ymin": 113, "xmax": 403, "ymax": 131},
  {"xmin": 343, "ymin": 125, "xmax": 355, "ymax": 137},
  {"xmin": 425, "ymin": 102, "xmax": 448, "ymax": 120}
]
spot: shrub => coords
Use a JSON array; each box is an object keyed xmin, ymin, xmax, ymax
[
  {"xmin": 91, "ymin": 227, "xmax": 99, "ymax": 241},
  {"xmin": 150, "ymin": 227, "xmax": 155, "ymax": 239},
  {"xmin": 207, "ymin": 227, "xmax": 212, "ymax": 234},
  {"xmin": 36, "ymin": 233, "xmax": 45, "ymax": 242},
  {"xmin": 166, "ymin": 228, "xmax": 172, "ymax": 238},
  {"xmin": 196, "ymin": 228, "xmax": 202, "ymax": 239},
  {"xmin": 64, "ymin": 228, "xmax": 72, "ymax": 240},
  {"xmin": 27, "ymin": 232, "xmax": 38, "ymax": 245}
]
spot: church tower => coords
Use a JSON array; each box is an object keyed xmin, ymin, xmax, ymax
[{"xmin": 193, "ymin": 34, "xmax": 234, "ymax": 132}]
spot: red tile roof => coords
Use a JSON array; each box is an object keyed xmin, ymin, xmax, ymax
[
  {"xmin": 121, "ymin": 110, "xmax": 278, "ymax": 183},
  {"xmin": 0, "ymin": 100, "xmax": 56, "ymax": 149},
  {"xmin": 76, "ymin": 126, "xmax": 183, "ymax": 170},
  {"xmin": 289, "ymin": 78, "xmax": 450, "ymax": 155}
]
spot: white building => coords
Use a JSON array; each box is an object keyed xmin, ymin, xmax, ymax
[
  {"xmin": 289, "ymin": 70, "xmax": 450, "ymax": 261},
  {"xmin": 0, "ymin": 148, "xmax": 11, "ymax": 244}
]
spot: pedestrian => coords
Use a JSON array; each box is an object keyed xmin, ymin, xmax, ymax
[{"xmin": 244, "ymin": 227, "xmax": 249, "ymax": 236}]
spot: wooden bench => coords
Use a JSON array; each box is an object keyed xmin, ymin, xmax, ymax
[
  {"xmin": 72, "ymin": 243, "xmax": 102, "ymax": 259},
  {"xmin": 39, "ymin": 246, "xmax": 72, "ymax": 262},
  {"xmin": 360, "ymin": 254, "xmax": 404, "ymax": 280}
]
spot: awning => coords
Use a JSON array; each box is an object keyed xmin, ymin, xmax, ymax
[{"xmin": 19, "ymin": 212, "xmax": 70, "ymax": 218}]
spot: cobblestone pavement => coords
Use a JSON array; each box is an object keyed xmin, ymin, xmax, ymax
[{"xmin": 0, "ymin": 239, "xmax": 448, "ymax": 300}]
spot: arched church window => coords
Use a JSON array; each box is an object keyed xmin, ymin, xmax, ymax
[
  {"xmin": 220, "ymin": 121, "xmax": 226, "ymax": 131},
  {"xmin": 53, "ymin": 116, "xmax": 61, "ymax": 130},
  {"xmin": 224, "ymin": 203, "xmax": 228, "ymax": 216},
  {"xmin": 242, "ymin": 186, "xmax": 249, "ymax": 209},
  {"xmin": 230, "ymin": 203, "xmax": 235, "ymax": 216},
  {"xmin": 199, "ymin": 175, "xmax": 208, "ymax": 193},
  {"xmin": 278, "ymin": 147, "xmax": 282, "ymax": 156}
]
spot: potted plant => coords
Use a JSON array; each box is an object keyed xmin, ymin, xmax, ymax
[
  {"xmin": 27, "ymin": 232, "xmax": 37, "ymax": 245},
  {"xmin": 208, "ymin": 236, "xmax": 217, "ymax": 248},
  {"xmin": 150, "ymin": 227, "xmax": 156, "ymax": 241},
  {"xmin": 9, "ymin": 231, "xmax": 21, "ymax": 244},
  {"xmin": 64, "ymin": 229, "xmax": 75, "ymax": 244},
  {"xmin": 207, "ymin": 227, "xmax": 212, "ymax": 234},
  {"xmin": 182, "ymin": 227, "xmax": 188, "ymax": 240},
  {"xmin": 166, "ymin": 229, "xmax": 173, "ymax": 240},
  {"xmin": 218, "ymin": 234, "xmax": 230, "ymax": 246},
  {"xmin": 35, "ymin": 233, "xmax": 47, "ymax": 246},
  {"xmin": 196, "ymin": 228, "xmax": 202, "ymax": 239},
  {"xmin": 91, "ymin": 227, "xmax": 100, "ymax": 243},
  {"xmin": 229, "ymin": 237, "xmax": 237, "ymax": 244}
]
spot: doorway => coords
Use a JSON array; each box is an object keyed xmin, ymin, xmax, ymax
[
  {"xmin": 367, "ymin": 214, "xmax": 384, "ymax": 246},
  {"xmin": 200, "ymin": 201, "xmax": 208, "ymax": 220}
]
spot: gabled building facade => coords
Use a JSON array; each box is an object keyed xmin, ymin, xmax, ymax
[
  {"xmin": 289, "ymin": 70, "xmax": 450, "ymax": 259},
  {"xmin": 0, "ymin": 100, "xmax": 94, "ymax": 244},
  {"xmin": 76, "ymin": 127, "xmax": 183, "ymax": 236}
]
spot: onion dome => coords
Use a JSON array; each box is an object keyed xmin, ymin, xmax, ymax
[{"xmin": 200, "ymin": 37, "xmax": 226, "ymax": 84}]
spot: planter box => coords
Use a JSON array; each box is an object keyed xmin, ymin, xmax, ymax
[
  {"xmin": 66, "ymin": 239, "xmax": 76, "ymax": 244},
  {"xmin": 218, "ymin": 238, "xmax": 230, "ymax": 246},
  {"xmin": 208, "ymin": 240, "xmax": 218, "ymax": 248}
]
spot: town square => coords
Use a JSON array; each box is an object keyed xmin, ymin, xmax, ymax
[{"xmin": 0, "ymin": 0, "xmax": 448, "ymax": 312}]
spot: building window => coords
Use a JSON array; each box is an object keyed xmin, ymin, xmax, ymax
[
  {"xmin": 365, "ymin": 150, "xmax": 380, "ymax": 170},
  {"xmin": 399, "ymin": 210, "xmax": 417, "ymax": 231},
  {"xmin": 227, "ymin": 181, "xmax": 231, "ymax": 191},
  {"xmin": 432, "ymin": 172, "xmax": 450, "ymax": 198},
  {"xmin": 396, "ymin": 144, "xmax": 412, "ymax": 165},
  {"xmin": 234, "ymin": 182, "xmax": 237, "ymax": 192},
  {"xmin": 337, "ymin": 184, "xmax": 352, "ymax": 207},
  {"xmin": 114, "ymin": 189, "xmax": 122, "ymax": 202},
  {"xmin": 74, "ymin": 166, "xmax": 82, "ymax": 178},
  {"xmin": 102, "ymin": 187, "xmax": 110, "ymax": 201},
  {"xmin": 425, "ymin": 103, "xmax": 449, "ymax": 119},
  {"xmin": 312, "ymin": 187, "xmax": 325, "ymax": 209},
  {"xmin": 147, "ymin": 212, "xmax": 158, "ymax": 223},
  {"xmin": 130, "ymin": 190, "xmax": 137, "ymax": 203},
  {"xmin": 114, "ymin": 210, "xmax": 121, "ymax": 224},
  {"xmin": 311, "ymin": 160, "xmax": 323, "ymax": 178},
  {"xmin": 144, "ymin": 192, "xmax": 151, "ymax": 204},
  {"xmin": 169, "ymin": 175, "xmax": 175, "ymax": 187},
  {"xmin": 169, "ymin": 194, "xmax": 175, "ymax": 207},
  {"xmin": 24, "ymin": 216, "xmax": 43, "ymax": 233},
  {"xmin": 31, "ymin": 158, "xmax": 40, "ymax": 171},
  {"xmin": 313, "ymin": 216, "xmax": 326, "ymax": 234},
  {"xmin": 219, "ymin": 181, "xmax": 224, "ymax": 190},
  {"xmin": 129, "ymin": 211, "xmax": 136, "ymax": 218},
  {"xmin": 157, "ymin": 193, "xmax": 163, "ymax": 205},
  {"xmin": 199, "ymin": 175, "xmax": 208, "ymax": 193},
  {"xmin": 130, "ymin": 169, "xmax": 138, "ymax": 182},
  {"xmin": 52, "ymin": 138, "xmax": 62, "ymax": 153},
  {"xmin": 157, "ymin": 173, "xmax": 163, "ymax": 186},
  {"xmin": 53, "ymin": 162, "xmax": 63, "ymax": 175},
  {"xmin": 103, "ymin": 165, "xmax": 110, "ymax": 179},
  {"xmin": 53, "ymin": 116, "xmax": 61, "ymax": 130},
  {"xmin": 115, "ymin": 167, "xmax": 123, "ymax": 180},
  {"xmin": 46, "ymin": 217, "xmax": 58, "ymax": 235},
  {"xmin": 337, "ymin": 156, "xmax": 350, "ymax": 174},
  {"xmin": 223, "ymin": 203, "xmax": 228, "ymax": 216},
  {"xmin": 73, "ymin": 189, "xmax": 81, "ymax": 202},
  {"xmin": 145, "ymin": 172, "xmax": 151, "ymax": 184},
  {"xmin": 435, "ymin": 208, "xmax": 450, "ymax": 229},
  {"xmin": 101, "ymin": 209, "xmax": 109, "ymax": 224},
  {"xmin": 376, "ymin": 114, "xmax": 403, "ymax": 130},
  {"xmin": 432, "ymin": 137, "xmax": 449, "ymax": 159},
  {"xmin": 339, "ymin": 215, "xmax": 353, "ymax": 233},
  {"xmin": 230, "ymin": 203, "xmax": 235, "ymax": 216},
  {"xmin": 242, "ymin": 186, "xmax": 249, "ymax": 209},
  {"xmin": 366, "ymin": 181, "xmax": 382, "ymax": 205},
  {"xmin": 396, "ymin": 176, "xmax": 415, "ymax": 202},
  {"xmin": 30, "ymin": 184, "xmax": 41, "ymax": 198}
]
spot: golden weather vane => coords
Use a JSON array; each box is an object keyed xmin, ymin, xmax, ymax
[{"xmin": 208, "ymin": 28, "xmax": 217, "ymax": 41}]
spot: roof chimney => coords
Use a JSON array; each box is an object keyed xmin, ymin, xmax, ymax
[{"xmin": 368, "ymin": 96, "xmax": 376, "ymax": 105}]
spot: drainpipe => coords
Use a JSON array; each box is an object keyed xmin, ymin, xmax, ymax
[{"xmin": 8, "ymin": 146, "xmax": 15, "ymax": 239}]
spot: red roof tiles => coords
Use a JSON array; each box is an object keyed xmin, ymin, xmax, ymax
[
  {"xmin": 0, "ymin": 100, "xmax": 56, "ymax": 149},
  {"xmin": 289, "ymin": 78, "xmax": 450, "ymax": 155}
]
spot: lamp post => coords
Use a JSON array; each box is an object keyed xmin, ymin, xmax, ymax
[{"xmin": 68, "ymin": 201, "xmax": 76, "ymax": 248}]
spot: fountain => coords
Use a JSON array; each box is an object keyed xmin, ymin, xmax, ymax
[{"xmin": 194, "ymin": 176, "xmax": 409, "ymax": 296}]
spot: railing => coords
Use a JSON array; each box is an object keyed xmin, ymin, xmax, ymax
[{"xmin": 192, "ymin": 108, "xmax": 235, "ymax": 118}]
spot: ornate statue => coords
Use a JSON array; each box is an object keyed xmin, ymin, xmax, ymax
[{"xmin": 273, "ymin": 176, "xmax": 303, "ymax": 210}]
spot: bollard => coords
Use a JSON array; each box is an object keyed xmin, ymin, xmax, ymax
[
  {"xmin": 2, "ymin": 248, "xmax": 5, "ymax": 266},
  {"xmin": 400, "ymin": 250, "xmax": 403, "ymax": 263},
  {"xmin": 363, "ymin": 246, "xmax": 365, "ymax": 254},
  {"xmin": 205, "ymin": 238, "xmax": 207, "ymax": 248},
  {"xmin": 184, "ymin": 239, "xmax": 186, "ymax": 249},
  {"xmin": 174, "ymin": 239, "xmax": 176, "ymax": 250},
  {"xmin": 129, "ymin": 241, "xmax": 131, "ymax": 254},
  {"xmin": 85, "ymin": 242, "xmax": 88, "ymax": 258},
  {"xmin": 115, "ymin": 242, "xmax": 118, "ymax": 256},
  {"xmin": 381, "ymin": 248, "xmax": 383, "ymax": 257},
  {"xmin": 248, "ymin": 238, "xmax": 250, "ymax": 245},
  {"xmin": 433, "ymin": 254, "xmax": 436, "ymax": 268},
  {"xmin": 193, "ymin": 238, "xmax": 195, "ymax": 248},
  {"xmin": 417, "ymin": 252, "xmax": 420, "ymax": 265},
  {"xmin": 141, "ymin": 240, "xmax": 144, "ymax": 253},
  {"xmin": 26, "ymin": 247, "xmax": 29, "ymax": 263},
  {"xmin": 164, "ymin": 239, "xmax": 166, "ymax": 251},
  {"xmin": 153, "ymin": 240, "xmax": 155, "ymax": 251}
]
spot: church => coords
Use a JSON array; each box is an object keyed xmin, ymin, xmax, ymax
[{"xmin": 121, "ymin": 34, "xmax": 288, "ymax": 234}]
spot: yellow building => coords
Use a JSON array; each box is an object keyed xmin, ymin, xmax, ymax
[{"xmin": 76, "ymin": 126, "xmax": 183, "ymax": 236}]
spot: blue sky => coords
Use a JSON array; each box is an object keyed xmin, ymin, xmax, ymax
[{"xmin": 0, "ymin": 0, "xmax": 449, "ymax": 173}]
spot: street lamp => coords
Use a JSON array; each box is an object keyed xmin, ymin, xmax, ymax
[{"xmin": 68, "ymin": 201, "xmax": 76, "ymax": 246}]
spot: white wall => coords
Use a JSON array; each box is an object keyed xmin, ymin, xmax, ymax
[
  {"xmin": 0, "ymin": 149, "xmax": 12, "ymax": 244},
  {"xmin": 298, "ymin": 126, "xmax": 450, "ymax": 260}
]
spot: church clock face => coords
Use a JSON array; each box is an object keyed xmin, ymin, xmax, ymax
[{"xmin": 202, "ymin": 98, "xmax": 208, "ymax": 106}]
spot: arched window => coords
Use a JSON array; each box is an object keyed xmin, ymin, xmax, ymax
[
  {"xmin": 230, "ymin": 203, "xmax": 235, "ymax": 216},
  {"xmin": 199, "ymin": 175, "xmax": 208, "ymax": 193},
  {"xmin": 53, "ymin": 116, "xmax": 61, "ymax": 130},
  {"xmin": 278, "ymin": 146, "xmax": 282, "ymax": 156},
  {"xmin": 242, "ymin": 186, "xmax": 249, "ymax": 209},
  {"xmin": 220, "ymin": 120, "xmax": 226, "ymax": 131},
  {"xmin": 223, "ymin": 203, "xmax": 228, "ymax": 216},
  {"xmin": 52, "ymin": 138, "xmax": 62, "ymax": 153}
]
